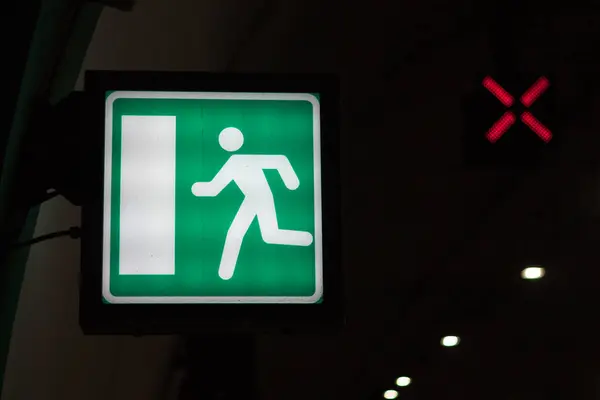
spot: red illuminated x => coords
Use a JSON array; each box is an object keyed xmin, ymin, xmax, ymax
[{"xmin": 482, "ymin": 76, "xmax": 552, "ymax": 143}]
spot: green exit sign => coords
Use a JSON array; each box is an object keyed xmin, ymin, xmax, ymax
[
  {"xmin": 104, "ymin": 91, "xmax": 323, "ymax": 304},
  {"xmin": 80, "ymin": 71, "xmax": 341, "ymax": 334}
]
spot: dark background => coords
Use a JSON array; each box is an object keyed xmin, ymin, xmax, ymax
[{"xmin": 3, "ymin": 0, "xmax": 600, "ymax": 399}]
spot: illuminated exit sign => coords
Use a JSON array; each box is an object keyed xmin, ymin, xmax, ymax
[
  {"xmin": 463, "ymin": 72, "xmax": 558, "ymax": 168},
  {"xmin": 103, "ymin": 91, "xmax": 323, "ymax": 304}
]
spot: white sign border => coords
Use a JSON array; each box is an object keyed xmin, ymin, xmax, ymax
[{"xmin": 102, "ymin": 91, "xmax": 323, "ymax": 304}]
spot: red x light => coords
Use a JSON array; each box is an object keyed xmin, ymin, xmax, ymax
[{"xmin": 483, "ymin": 76, "xmax": 552, "ymax": 143}]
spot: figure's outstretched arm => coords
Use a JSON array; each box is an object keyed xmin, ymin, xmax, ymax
[
  {"xmin": 273, "ymin": 155, "xmax": 300, "ymax": 190},
  {"xmin": 191, "ymin": 160, "xmax": 233, "ymax": 197}
]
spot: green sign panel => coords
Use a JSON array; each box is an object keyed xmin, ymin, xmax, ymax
[{"xmin": 102, "ymin": 91, "xmax": 322, "ymax": 304}]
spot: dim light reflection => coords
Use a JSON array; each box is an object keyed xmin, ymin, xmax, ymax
[
  {"xmin": 396, "ymin": 376, "xmax": 411, "ymax": 387},
  {"xmin": 441, "ymin": 335, "xmax": 460, "ymax": 347},
  {"xmin": 521, "ymin": 266, "xmax": 545, "ymax": 280}
]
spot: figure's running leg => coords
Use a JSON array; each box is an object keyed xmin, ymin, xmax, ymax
[
  {"xmin": 256, "ymin": 200, "xmax": 313, "ymax": 246},
  {"xmin": 219, "ymin": 200, "xmax": 255, "ymax": 280}
]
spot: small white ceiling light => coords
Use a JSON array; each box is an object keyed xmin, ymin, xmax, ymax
[
  {"xmin": 521, "ymin": 266, "xmax": 545, "ymax": 280},
  {"xmin": 441, "ymin": 335, "xmax": 460, "ymax": 347},
  {"xmin": 383, "ymin": 389, "xmax": 399, "ymax": 399},
  {"xmin": 396, "ymin": 376, "xmax": 411, "ymax": 387}
]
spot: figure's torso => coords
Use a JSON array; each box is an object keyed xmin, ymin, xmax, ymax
[{"xmin": 228, "ymin": 155, "xmax": 274, "ymax": 200}]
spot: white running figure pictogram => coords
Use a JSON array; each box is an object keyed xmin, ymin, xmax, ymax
[{"xmin": 191, "ymin": 127, "xmax": 313, "ymax": 280}]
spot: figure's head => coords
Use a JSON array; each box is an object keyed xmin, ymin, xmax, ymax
[{"xmin": 218, "ymin": 127, "xmax": 244, "ymax": 152}]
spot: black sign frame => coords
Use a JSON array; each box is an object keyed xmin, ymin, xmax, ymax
[{"xmin": 79, "ymin": 71, "xmax": 343, "ymax": 334}]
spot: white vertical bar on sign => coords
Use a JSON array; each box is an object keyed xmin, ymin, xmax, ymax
[{"xmin": 119, "ymin": 115, "xmax": 176, "ymax": 275}]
